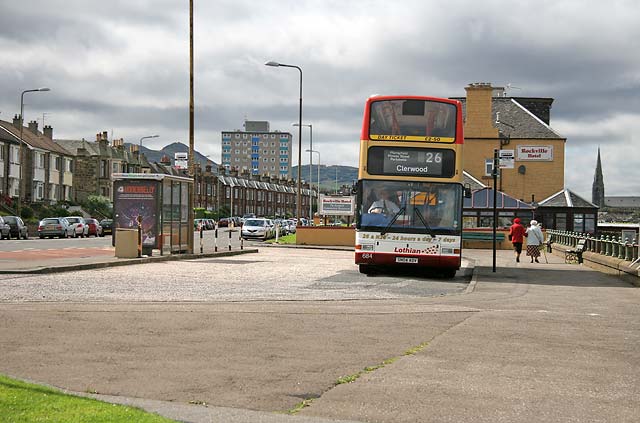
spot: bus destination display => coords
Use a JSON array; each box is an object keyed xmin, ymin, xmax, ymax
[{"xmin": 367, "ymin": 147, "xmax": 455, "ymax": 177}]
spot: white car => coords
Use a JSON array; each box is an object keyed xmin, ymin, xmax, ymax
[
  {"xmin": 65, "ymin": 216, "xmax": 89, "ymax": 238},
  {"xmin": 241, "ymin": 218, "xmax": 272, "ymax": 240}
]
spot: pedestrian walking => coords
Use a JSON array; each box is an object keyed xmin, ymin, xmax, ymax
[
  {"xmin": 509, "ymin": 217, "xmax": 527, "ymax": 263},
  {"xmin": 526, "ymin": 220, "xmax": 545, "ymax": 263}
]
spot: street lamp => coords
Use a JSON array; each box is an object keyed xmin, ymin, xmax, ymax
[
  {"xmin": 293, "ymin": 123, "xmax": 312, "ymax": 218},
  {"xmin": 17, "ymin": 87, "xmax": 50, "ymax": 216},
  {"xmin": 265, "ymin": 60, "xmax": 303, "ymax": 221},
  {"xmin": 305, "ymin": 149, "xmax": 320, "ymax": 219},
  {"xmin": 138, "ymin": 135, "xmax": 159, "ymax": 169}
]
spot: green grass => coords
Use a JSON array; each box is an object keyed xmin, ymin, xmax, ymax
[
  {"xmin": 266, "ymin": 233, "xmax": 296, "ymax": 244},
  {"xmin": 0, "ymin": 374, "xmax": 176, "ymax": 423}
]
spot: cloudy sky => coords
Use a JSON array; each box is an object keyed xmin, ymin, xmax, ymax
[{"xmin": 1, "ymin": 0, "xmax": 638, "ymax": 199}]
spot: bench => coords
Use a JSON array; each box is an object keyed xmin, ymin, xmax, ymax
[
  {"xmin": 462, "ymin": 232, "xmax": 505, "ymax": 242},
  {"xmin": 565, "ymin": 239, "xmax": 586, "ymax": 264}
]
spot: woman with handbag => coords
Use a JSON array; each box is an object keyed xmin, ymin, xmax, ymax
[{"xmin": 509, "ymin": 218, "xmax": 527, "ymax": 263}]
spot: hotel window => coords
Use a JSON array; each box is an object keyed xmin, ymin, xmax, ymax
[
  {"xmin": 235, "ymin": 133, "xmax": 240, "ymax": 138},
  {"xmin": 270, "ymin": 134, "xmax": 275, "ymax": 138}
]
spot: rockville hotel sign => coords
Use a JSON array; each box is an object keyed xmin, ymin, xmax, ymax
[{"xmin": 517, "ymin": 145, "xmax": 553, "ymax": 161}]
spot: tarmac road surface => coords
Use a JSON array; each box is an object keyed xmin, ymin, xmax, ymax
[{"xmin": 0, "ymin": 247, "xmax": 638, "ymax": 423}]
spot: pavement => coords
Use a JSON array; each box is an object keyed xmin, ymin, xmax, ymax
[{"xmin": 0, "ymin": 245, "xmax": 638, "ymax": 422}]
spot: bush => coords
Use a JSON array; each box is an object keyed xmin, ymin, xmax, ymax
[{"xmin": 20, "ymin": 206, "xmax": 34, "ymax": 220}]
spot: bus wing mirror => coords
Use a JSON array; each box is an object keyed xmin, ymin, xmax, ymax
[
  {"xmin": 464, "ymin": 184, "xmax": 472, "ymax": 198},
  {"xmin": 351, "ymin": 181, "xmax": 359, "ymax": 195}
]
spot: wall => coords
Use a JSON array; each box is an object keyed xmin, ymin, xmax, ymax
[{"xmin": 296, "ymin": 227, "xmax": 354, "ymax": 246}]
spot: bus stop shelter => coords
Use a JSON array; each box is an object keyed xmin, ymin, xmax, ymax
[{"xmin": 112, "ymin": 173, "xmax": 193, "ymax": 255}]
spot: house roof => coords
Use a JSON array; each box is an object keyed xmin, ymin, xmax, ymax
[
  {"xmin": 453, "ymin": 97, "xmax": 565, "ymax": 140},
  {"xmin": 463, "ymin": 171, "xmax": 486, "ymax": 190},
  {"xmin": 604, "ymin": 196, "xmax": 640, "ymax": 208},
  {"xmin": 0, "ymin": 119, "xmax": 72, "ymax": 156},
  {"xmin": 55, "ymin": 139, "xmax": 138, "ymax": 162},
  {"xmin": 538, "ymin": 188, "xmax": 598, "ymax": 208},
  {"xmin": 464, "ymin": 187, "xmax": 535, "ymax": 210}
]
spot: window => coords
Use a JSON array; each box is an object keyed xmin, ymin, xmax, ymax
[
  {"xmin": 242, "ymin": 134, "xmax": 247, "ymax": 139},
  {"xmin": 485, "ymin": 159, "xmax": 494, "ymax": 176},
  {"xmin": 66, "ymin": 158, "xmax": 73, "ymax": 172},
  {"xmin": 270, "ymin": 134, "xmax": 275, "ymax": 138},
  {"xmin": 555, "ymin": 213, "xmax": 567, "ymax": 231},
  {"xmin": 235, "ymin": 133, "xmax": 240, "ymax": 138},
  {"xmin": 112, "ymin": 162, "xmax": 119, "ymax": 174},
  {"xmin": 100, "ymin": 160, "xmax": 107, "ymax": 177}
]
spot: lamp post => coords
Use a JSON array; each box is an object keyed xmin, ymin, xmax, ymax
[
  {"xmin": 138, "ymin": 135, "xmax": 159, "ymax": 170},
  {"xmin": 17, "ymin": 87, "xmax": 50, "ymax": 216},
  {"xmin": 294, "ymin": 123, "xmax": 312, "ymax": 218},
  {"xmin": 265, "ymin": 60, "xmax": 303, "ymax": 222},
  {"xmin": 305, "ymin": 149, "xmax": 320, "ymax": 218}
]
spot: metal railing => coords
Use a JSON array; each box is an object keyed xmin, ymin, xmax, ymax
[{"xmin": 547, "ymin": 229, "xmax": 640, "ymax": 265}]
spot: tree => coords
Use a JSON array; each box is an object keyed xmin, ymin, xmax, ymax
[{"xmin": 84, "ymin": 195, "xmax": 113, "ymax": 218}]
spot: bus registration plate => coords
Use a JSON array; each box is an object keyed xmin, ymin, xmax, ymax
[{"xmin": 396, "ymin": 257, "xmax": 418, "ymax": 264}]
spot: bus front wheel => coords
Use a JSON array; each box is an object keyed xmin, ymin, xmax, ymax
[{"xmin": 359, "ymin": 264, "xmax": 373, "ymax": 275}]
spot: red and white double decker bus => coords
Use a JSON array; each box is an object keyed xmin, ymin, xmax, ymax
[{"xmin": 354, "ymin": 96, "xmax": 465, "ymax": 277}]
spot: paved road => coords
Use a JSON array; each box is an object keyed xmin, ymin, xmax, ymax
[{"xmin": 0, "ymin": 248, "xmax": 638, "ymax": 423}]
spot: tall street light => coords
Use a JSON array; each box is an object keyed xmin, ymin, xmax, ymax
[
  {"xmin": 138, "ymin": 135, "xmax": 159, "ymax": 169},
  {"xmin": 265, "ymin": 60, "xmax": 303, "ymax": 221},
  {"xmin": 293, "ymin": 123, "xmax": 312, "ymax": 218},
  {"xmin": 305, "ymin": 149, "xmax": 320, "ymax": 219},
  {"xmin": 17, "ymin": 87, "xmax": 50, "ymax": 217}
]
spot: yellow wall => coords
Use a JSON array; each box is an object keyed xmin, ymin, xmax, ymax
[
  {"xmin": 462, "ymin": 83, "xmax": 565, "ymax": 202},
  {"xmin": 297, "ymin": 227, "xmax": 355, "ymax": 246}
]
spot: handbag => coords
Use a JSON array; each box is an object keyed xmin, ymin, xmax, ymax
[{"xmin": 508, "ymin": 234, "xmax": 512, "ymax": 241}]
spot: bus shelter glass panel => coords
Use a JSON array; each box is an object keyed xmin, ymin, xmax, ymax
[
  {"xmin": 357, "ymin": 180, "xmax": 462, "ymax": 235},
  {"xmin": 113, "ymin": 179, "xmax": 160, "ymax": 249}
]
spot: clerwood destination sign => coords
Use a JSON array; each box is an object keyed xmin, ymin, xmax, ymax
[{"xmin": 367, "ymin": 146, "xmax": 455, "ymax": 177}]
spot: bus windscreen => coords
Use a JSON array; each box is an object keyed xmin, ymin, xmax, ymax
[{"xmin": 369, "ymin": 99, "xmax": 457, "ymax": 142}]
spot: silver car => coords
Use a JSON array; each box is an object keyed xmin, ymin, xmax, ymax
[
  {"xmin": 241, "ymin": 218, "xmax": 272, "ymax": 240},
  {"xmin": 65, "ymin": 216, "xmax": 89, "ymax": 238},
  {"xmin": 38, "ymin": 217, "xmax": 74, "ymax": 239}
]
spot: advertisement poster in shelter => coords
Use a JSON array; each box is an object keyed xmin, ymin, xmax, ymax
[{"xmin": 114, "ymin": 180, "xmax": 159, "ymax": 248}]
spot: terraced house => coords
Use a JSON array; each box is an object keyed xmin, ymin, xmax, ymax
[{"xmin": 0, "ymin": 116, "xmax": 73, "ymax": 208}]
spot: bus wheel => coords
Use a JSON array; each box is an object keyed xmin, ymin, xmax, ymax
[
  {"xmin": 359, "ymin": 264, "xmax": 373, "ymax": 275},
  {"xmin": 441, "ymin": 269, "xmax": 457, "ymax": 279}
]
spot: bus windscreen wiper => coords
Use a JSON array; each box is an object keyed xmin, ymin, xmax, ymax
[
  {"xmin": 381, "ymin": 206, "xmax": 405, "ymax": 236},
  {"xmin": 413, "ymin": 207, "xmax": 434, "ymax": 237}
]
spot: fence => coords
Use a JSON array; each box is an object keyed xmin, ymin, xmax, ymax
[{"xmin": 547, "ymin": 229, "xmax": 640, "ymax": 266}]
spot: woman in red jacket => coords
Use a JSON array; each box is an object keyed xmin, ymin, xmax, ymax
[{"xmin": 509, "ymin": 218, "xmax": 527, "ymax": 263}]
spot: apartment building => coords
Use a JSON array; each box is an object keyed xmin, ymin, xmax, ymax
[{"xmin": 221, "ymin": 120, "xmax": 292, "ymax": 178}]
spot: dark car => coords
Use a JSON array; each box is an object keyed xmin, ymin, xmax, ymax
[
  {"xmin": 3, "ymin": 216, "xmax": 28, "ymax": 239},
  {"xmin": 85, "ymin": 218, "xmax": 103, "ymax": 237},
  {"xmin": 100, "ymin": 219, "xmax": 113, "ymax": 235},
  {"xmin": 217, "ymin": 218, "xmax": 229, "ymax": 228},
  {"xmin": 0, "ymin": 216, "xmax": 11, "ymax": 239}
]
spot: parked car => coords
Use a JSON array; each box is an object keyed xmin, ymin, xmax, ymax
[
  {"xmin": 194, "ymin": 218, "xmax": 205, "ymax": 231},
  {"xmin": 38, "ymin": 217, "xmax": 74, "ymax": 239},
  {"xmin": 99, "ymin": 219, "xmax": 113, "ymax": 235},
  {"xmin": 85, "ymin": 218, "xmax": 103, "ymax": 237},
  {"xmin": 285, "ymin": 219, "xmax": 297, "ymax": 234},
  {"xmin": 217, "ymin": 218, "xmax": 230, "ymax": 228},
  {"xmin": 3, "ymin": 216, "xmax": 28, "ymax": 239},
  {"xmin": 205, "ymin": 219, "xmax": 215, "ymax": 230},
  {"xmin": 241, "ymin": 218, "xmax": 273, "ymax": 240},
  {"xmin": 0, "ymin": 216, "xmax": 11, "ymax": 239},
  {"xmin": 65, "ymin": 216, "xmax": 89, "ymax": 238}
]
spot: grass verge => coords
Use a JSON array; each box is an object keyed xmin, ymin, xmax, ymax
[
  {"xmin": 0, "ymin": 374, "xmax": 176, "ymax": 423},
  {"xmin": 266, "ymin": 233, "xmax": 296, "ymax": 245}
]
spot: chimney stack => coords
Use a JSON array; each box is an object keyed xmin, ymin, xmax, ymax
[
  {"xmin": 464, "ymin": 83, "xmax": 499, "ymax": 139},
  {"xmin": 13, "ymin": 114, "xmax": 22, "ymax": 128},
  {"xmin": 28, "ymin": 120, "xmax": 38, "ymax": 134},
  {"xmin": 43, "ymin": 125, "xmax": 53, "ymax": 139}
]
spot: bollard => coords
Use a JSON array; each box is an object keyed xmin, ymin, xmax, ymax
[
  {"xmin": 214, "ymin": 228, "xmax": 218, "ymax": 252},
  {"xmin": 275, "ymin": 224, "xmax": 279, "ymax": 243},
  {"xmin": 229, "ymin": 229, "xmax": 232, "ymax": 251},
  {"xmin": 239, "ymin": 228, "xmax": 243, "ymax": 250},
  {"xmin": 200, "ymin": 226, "xmax": 204, "ymax": 254},
  {"xmin": 137, "ymin": 215, "xmax": 143, "ymax": 258}
]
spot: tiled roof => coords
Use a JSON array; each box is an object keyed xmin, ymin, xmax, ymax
[
  {"xmin": 55, "ymin": 139, "xmax": 137, "ymax": 162},
  {"xmin": 538, "ymin": 189, "xmax": 598, "ymax": 208},
  {"xmin": 454, "ymin": 98, "xmax": 565, "ymax": 140},
  {"xmin": 463, "ymin": 171, "xmax": 486, "ymax": 190},
  {"xmin": 0, "ymin": 119, "xmax": 72, "ymax": 156}
]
